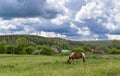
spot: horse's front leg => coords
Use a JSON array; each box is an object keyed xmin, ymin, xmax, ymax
[{"xmin": 71, "ymin": 59, "xmax": 76, "ymax": 64}]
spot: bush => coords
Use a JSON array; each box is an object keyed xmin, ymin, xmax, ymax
[
  {"xmin": 72, "ymin": 47, "xmax": 84, "ymax": 52},
  {"xmin": 40, "ymin": 46, "xmax": 54, "ymax": 55},
  {"xmin": 81, "ymin": 46, "xmax": 92, "ymax": 52},
  {"xmin": 6, "ymin": 45, "xmax": 16, "ymax": 54},
  {"xmin": 15, "ymin": 46, "xmax": 26, "ymax": 54},
  {"xmin": 95, "ymin": 46, "xmax": 110, "ymax": 53},
  {"xmin": 32, "ymin": 50, "xmax": 41, "ymax": 55},
  {"xmin": 24, "ymin": 46, "xmax": 35, "ymax": 54},
  {"xmin": 93, "ymin": 50, "xmax": 101, "ymax": 54},
  {"xmin": 37, "ymin": 45, "xmax": 43, "ymax": 50},
  {"xmin": 0, "ymin": 40, "xmax": 7, "ymax": 54},
  {"xmin": 108, "ymin": 48, "xmax": 120, "ymax": 54},
  {"xmin": 58, "ymin": 52, "xmax": 69, "ymax": 56}
]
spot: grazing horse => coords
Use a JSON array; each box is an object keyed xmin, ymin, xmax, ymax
[{"xmin": 67, "ymin": 52, "xmax": 85, "ymax": 64}]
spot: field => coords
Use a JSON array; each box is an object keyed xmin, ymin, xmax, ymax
[{"xmin": 0, "ymin": 54, "xmax": 120, "ymax": 76}]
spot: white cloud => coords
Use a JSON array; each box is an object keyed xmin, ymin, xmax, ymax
[
  {"xmin": 0, "ymin": 20, "xmax": 16, "ymax": 30},
  {"xmin": 11, "ymin": 18, "xmax": 41, "ymax": 24},
  {"xmin": 101, "ymin": 0, "xmax": 120, "ymax": 31},
  {"xmin": 1, "ymin": 0, "xmax": 120, "ymax": 40},
  {"xmin": 103, "ymin": 23, "xmax": 116, "ymax": 31},
  {"xmin": 107, "ymin": 34, "xmax": 120, "ymax": 40},
  {"xmin": 46, "ymin": 0, "xmax": 71, "ymax": 18},
  {"xmin": 39, "ymin": 31, "xmax": 66, "ymax": 38},
  {"xmin": 51, "ymin": 14, "xmax": 69, "ymax": 25},
  {"xmin": 70, "ymin": 22, "xmax": 90, "ymax": 36},
  {"xmin": 0, "ymin": 17, "xmax": 41, "ymax": 30},
  {"xmin": 77, "ymin": 27, "xmax": 90, "ymax": 36},
  {"xmin": 75, "ymin": 1, "xmax": 103, "ymax": 21}
]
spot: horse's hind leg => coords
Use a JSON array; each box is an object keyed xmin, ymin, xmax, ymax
[{"xmin": 82, "ymin": 57, "xmax": 85, "ymax": 62}]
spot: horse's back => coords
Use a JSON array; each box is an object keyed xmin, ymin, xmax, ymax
[{"xmin": 69, "ymin": 52, "xmax": 83, "ymax": 59}]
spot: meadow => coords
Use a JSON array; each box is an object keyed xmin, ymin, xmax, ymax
[{"xmin": 0, "ymin": 54, "xmax": 120, "ymax": 76}]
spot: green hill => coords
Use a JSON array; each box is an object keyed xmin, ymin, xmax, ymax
[
  {"xmin": 0, "ymin": 35, "xmax": 71, "ymax": 49},
  {"xmin": 0, "ymin": 35, "xmax": 120, "ymax": 54}
]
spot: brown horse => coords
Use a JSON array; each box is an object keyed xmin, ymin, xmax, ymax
[{"xmin": 67, "ymin": 52, "xmax": 85, "ymax": 64}]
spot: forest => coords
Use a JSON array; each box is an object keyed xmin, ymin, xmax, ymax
[{"xmin": 0, "ymin": 35, "xmax": 120, "ymax": 55}]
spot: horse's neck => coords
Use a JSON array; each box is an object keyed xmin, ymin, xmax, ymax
[
  {"xmin": 81, "ymin": 52, "xmax": 85, "ymax": 58},
  {"xmin": 69, "ymin": 52, "xmax": 75, "ymax": 57}
]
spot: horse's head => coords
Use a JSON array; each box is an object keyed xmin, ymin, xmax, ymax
[{"xmin": 67, "ymin": 59, "xmax": 71, "ymax": 64}]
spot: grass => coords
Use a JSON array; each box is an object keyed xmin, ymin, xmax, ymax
[{"xmin": 0, "ymin": 54, "xmax": 120, "ymax": 76}]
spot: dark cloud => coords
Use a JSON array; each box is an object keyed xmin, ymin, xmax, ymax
[
  {"xmin": 0, "ymin": 0, "xmax": 60, "ymax": 19},
  {"xmin": 84, "ymin": 18, "xmax": 109, "ymax": 34},
  {"xmin": 34, "ymin": 22, "xmax": 71, "ymax": 33},
  {"xmin": 1, "ymin": 0, "xmax": 120, "ymax": 40}
]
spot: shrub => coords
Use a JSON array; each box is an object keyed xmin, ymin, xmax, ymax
[
  {"xmin": 93, "ymin": 50, "xmax": 101, "ymax": 54},
  {"xmin": 81, "ymin": 46, "xmax": 92, "ymax": 52},
  {"xmin": 24, "ymin": 46, "xmax": 35, "ymax": 54},
  {"xmin": 15, "ymin": 46, "xmax": 26, "ymax": 54},
  {"xmin": 37, "ymin": 45, "xmax": 43, "ymax": 50},
  {"xmin": 95, "ymin": 46, "xmax": 110, "ymax": 53},
  {"xmin": 6, "ymin": 45, "xmax": 16, "ymax": 54},
  {"xmin": 32, "ymin": 50, "xmax": 41, "ymax": 55},
  {"xmin": 40, "ymin": 46, "xmax": 54, "ymax": 55},
  {"xmin": 0, "ymin": 40, "xmax": 7, "ymax": 54},
  {"xmin": 108, "ymin": 48, "xmax": 120, "ymax": 54},
  {"xmin": 58, "ymin": 52, "xmax": 70, "ymax": 56},
  {"xmin": 72, "ymin": 47, "xmax": 84, "ymax": 52}
]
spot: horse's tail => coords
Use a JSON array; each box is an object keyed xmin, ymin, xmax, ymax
[{"xmin": 81, "ymin": 52, "xmax": 85, "ymax": 62}]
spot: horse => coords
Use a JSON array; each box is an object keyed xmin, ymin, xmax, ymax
[{"xmin": 67, "ymin": 52, "xmax": 85, "ymax": 64}]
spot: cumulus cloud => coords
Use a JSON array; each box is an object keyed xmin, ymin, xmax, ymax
[
  {"xmin": 0, "ymin": 0, "xmax": 62, "ymax": 19},
  {"xmin": 107, "ymin": 34, "xmax": 120, "ymax": 40},
  {"xmin": 51, "ymin": 14, "xmax": 69, "ymax": 25},
  {"xmin": 39, "ymin": 31, "xmax": 66, "ymax": 38},
  {"xmin": 0, "ymin": 0, "xmax": 120, "ymax": 40}
]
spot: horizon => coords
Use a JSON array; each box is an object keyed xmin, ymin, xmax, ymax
[
  {"xmin": 0, "ymin": 34, "xmax": 118, "ymax": 41},
  {"xmin": 0, "ymin": 0, "xmax": 120, "ymax": 40}
]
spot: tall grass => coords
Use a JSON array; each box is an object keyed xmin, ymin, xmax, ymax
[{"xmin": 0, "ymin": 54, "xmax": 120, "ymax": 76}]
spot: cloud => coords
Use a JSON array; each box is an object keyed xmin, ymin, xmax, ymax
[
  {"xmin": 75, "ymin": 1, "xmax": 103, "ymax": 21},
  {"xmin": 51, "ymin": 14, "xmax": 69, "ymax": 25},
  {"xmin": 107, "ymin": 34, "xmax": 120, "ymax": 40},
  {"xmin": 70, "ymin": 22, "xmax": 90, "ymax": 36},
  {"xmin": 0, "ymin": 0, "xmax": 62, "ymax": 19},
  {"xmin": 39, "ymin": 31, "xmax": 66, "ymax": 38},
  {"xmin": 0, "ymin": 0, "xmax": 120, "ymax": 40}
]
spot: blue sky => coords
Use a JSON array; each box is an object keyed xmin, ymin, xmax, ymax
[{"xmin": 0, "ymin": 0, "xmax": 120, "ymax": 40}]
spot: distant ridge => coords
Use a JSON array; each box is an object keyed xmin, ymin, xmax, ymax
[{"xmin": 0, "ymin": 34, "xmax": 113, "ymax": 49}]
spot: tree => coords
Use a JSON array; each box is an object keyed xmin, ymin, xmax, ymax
[
  {"xmin": 15, "ymin": 37, "xmax": 28, "ymax": 54},
  {"xmin": 112, "ymin": 40, "xmax": 120, "ymax": 49},
  {"xmin": 72, "ymin": 47, "xmax": 84, "ymax": 52},
  {"xmin": 95, "ymin": 45, "xmax": 109, "ymax": 53},
  {"xmin": 0, "ymin": 40, "xmax": 7, "ymax": 54},
  {"xmin": 108, "ymin": 48, "xmax": 120, "ymax": 54},
  {"xmin": 6, "ymin": 45, "xmax": 16, "ymax": 54},
  {"xmin": 40, "ymin": 45, "xmax": 54, "ymax": 55},
  {"xmin": 24, "ymin": 46, "xmax": 35, "ymax": 54},
  {"xmin": 81, "ymin": 46, "xmax": 92, "ymax": 52}
]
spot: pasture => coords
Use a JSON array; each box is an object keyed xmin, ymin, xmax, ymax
[{"xmin": 0, "ymin": 54, "xmax": 120, "ymax": 76}]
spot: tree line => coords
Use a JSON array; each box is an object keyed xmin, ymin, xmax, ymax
[{"xmin": 0, "ymin": 35, "xmax": 120, "ymax": 55}]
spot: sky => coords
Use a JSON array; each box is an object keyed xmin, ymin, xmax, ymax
[{"xmin": 0, "ymin": 0, "xmax": 120, "ymax": 40}]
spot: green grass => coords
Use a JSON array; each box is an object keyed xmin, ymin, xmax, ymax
[{"xmin": 0, "ymin": 54, "xmax": 120, "ymax": 76}]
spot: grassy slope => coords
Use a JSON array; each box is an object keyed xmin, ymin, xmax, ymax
[{"xmin": 0, "ymin": 55, "xmax": 120, "ymax": 76}]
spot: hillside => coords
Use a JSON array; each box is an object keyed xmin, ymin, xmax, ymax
[
  {"xmin": 0, "ymin": 35, "xmax": 120, "ymax": 54},
  {"xmin": 0, "ymin": 35, "xmax": 71, "ymax": 49},
  {"xmin": 0, "ymin": 35, "xmax": 115, "ymax": 49}
]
